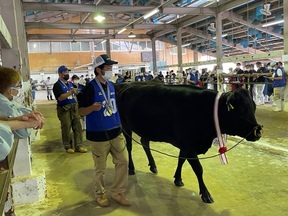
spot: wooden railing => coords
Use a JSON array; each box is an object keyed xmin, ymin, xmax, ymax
[
  {"xmin": 0, "ymin": 139, "xmax": 18, "ymax": 215},
  {"xmin": 163, "ymin": 74, "xmax": 274, "ymax": 86}
]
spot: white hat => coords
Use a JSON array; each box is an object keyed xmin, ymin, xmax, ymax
[{"xmin": 93, "ymin": 54, "xmax": 118, "ymax": 68}]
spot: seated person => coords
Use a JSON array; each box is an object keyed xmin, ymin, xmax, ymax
[{"xmin": 0, "ymin": 66, "xmax": 45, "ymax": 139}]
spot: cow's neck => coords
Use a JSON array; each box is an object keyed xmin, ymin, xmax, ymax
[{"xmin": 217, "ymin": 92, "xmax": 232, "ymax": 133}]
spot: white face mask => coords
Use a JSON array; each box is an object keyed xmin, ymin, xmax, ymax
[
  {"xmin": 103, "ymin": 70, "xmax": 113, "ymax": 80},
  {"xmin": 10, "ymin": 89, "xmax": 21, "ymax": 101},
  {"xmin": 73, "ymin": 80, "xmax": 80, "ymax": 84}
]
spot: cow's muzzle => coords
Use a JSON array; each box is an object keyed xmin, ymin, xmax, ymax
[{"xmin": 253, "ymin": 125, "xmax": 263, "ymax": 140}]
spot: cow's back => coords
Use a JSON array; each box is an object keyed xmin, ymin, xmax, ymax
[{"xmin": 116, "ymin": 83, "xmax": 217, "ymax": 148}]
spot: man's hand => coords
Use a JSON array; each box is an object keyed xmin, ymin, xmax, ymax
[
  {"xmin": 92, "ymin": 102, "xmax": 103, "ymax": 111},
  {"xmin": 16, "ymin": 111, "xmax": 45, "ymax": 129},
  {"xmin": 25, "ymin": 117, "xmax": 44, "ymax": 129},
  {"xmin": 70, "ymin": 88, "xmax": 78, "ymax": 94}
]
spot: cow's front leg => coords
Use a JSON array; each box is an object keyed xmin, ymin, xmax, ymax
[
  {"xmin": 187, "ymin": 155, "xmax": 214, "ymax": 203},
  {"xmin": 140, "ymin": 138, "xmax": 157, "ymax": 174},
  {"xmin": 173, "ymin": 150, "xmax": 186, "ymax": 187},
  {"xmin": 123, "ymin": 128, "xmax": 135, "ymax": 175}
]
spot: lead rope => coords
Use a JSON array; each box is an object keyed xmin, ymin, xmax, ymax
[{"xmin": 213, "ymin": 93, "xmax": 228, "ymax": 164}]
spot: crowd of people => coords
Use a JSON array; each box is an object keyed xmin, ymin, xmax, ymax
[{"xmin": 151, "ymin": 61, "xmax": 286, "ymax": 112}]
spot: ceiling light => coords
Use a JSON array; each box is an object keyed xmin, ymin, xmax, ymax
[
  {"xmin": 212, "ymin": 34, "xmax": 227, "ymax": 39},
  {"xmin": 181, "ymin": 44, "xmax": 190, "ymax": 48},
  {"xmin": 101, "ymin": 40, "xmax": 107, "ymax": 44},
  {"xmin": 128, "ymin": 31, "xmax": 136, "ymax": 38},
  {"xmin": 118, "ymin": 28, "xmax": 127, "ymax": 34},
  {"xmin": 262, "ymin": 19, "xmax": 284, "ymax": 27},
  {"xmin": 143, "ymin": 8, "xmax": 159, "ymax": 19},
  {"xmin": 94, "ymin": 13, "xmax": 105, "ymax": 22}
]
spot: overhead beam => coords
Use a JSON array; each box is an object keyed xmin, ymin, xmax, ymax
[
  {"xmin": 183, "ymin": 27, "xmax": 265, "ymax": 55},
  {"xmin": 25, "ymin": 22, "xmax": 177, "ymax": 30},
  {"xmin": 26, "ymin": 34, "xmax": 151, "ymax": 41},
  {"xmin": 22, "ymin": 3, "xmax": 215, "ymax": 15},
  {"xmin": 218, "ymin": 0, "xmax": 255, "ymax": 13},
  {"xmin": 222, "ymin": 11, "xmax": 284, "ymax": 39},
  {"xmin": 157, "ymin": 36, "xmax": 216, "ymax": 58},
  {"xmin": 71, "ymin": 12, "xmax": 91, "ymax": 35},
  {"xmin": 153, "ymin": 0, "xmax": 270, "ymax": 37}
]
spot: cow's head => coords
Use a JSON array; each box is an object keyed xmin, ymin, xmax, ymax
[{"xmin": 222, "ymin": 89, "xmax": 262, "ymax": 141}]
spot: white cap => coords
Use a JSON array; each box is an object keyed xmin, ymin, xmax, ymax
[{"xmin": 93, "ymin": 54, "xmax": 118, "ymax": 68}]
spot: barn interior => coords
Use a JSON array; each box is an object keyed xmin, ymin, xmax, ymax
[
  {"xmin": 0, "ymin": 0, "xmax": 287, "ymax": 215},
  {"xmin": 23, "ymin": 0, "xmax": 285, "ymax": 58}
]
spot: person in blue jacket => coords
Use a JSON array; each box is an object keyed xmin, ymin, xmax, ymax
[
  {"xmin": 270, "ymin": 61, "xmax": 286, "ymax": 111},
  {"xmin": 78, "ymin": 54, "xmax": 131, "ymax": 208},
  {"xmin": 187, "ymin": 68, "xmax": 199, "ymax": 86},
  {"xmin": 52, "ymin": 66, "xmax": 86, "ymax": 154}
]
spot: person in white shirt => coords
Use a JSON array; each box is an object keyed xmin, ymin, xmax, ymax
[{"xmin": 43, "ymin": 77, "xmax": 53, "ymax": 100}]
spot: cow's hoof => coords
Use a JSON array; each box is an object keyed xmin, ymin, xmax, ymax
[
  {"xmin": 129, "ymin": 169, "xmax": 136, "ymax": 175},
  {"xmin": 174, "ymin": 179, "xmax": 184, "ymax": 187},
  {"xmin": 201, "ymin": 194, "xmax": 214, "ymax": 203},
  {"xmin": 149, "ymin": 166, "xmax": 158, "ymax": 174}
]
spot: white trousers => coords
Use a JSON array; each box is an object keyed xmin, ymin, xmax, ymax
[{"xmin": 252, "ymin": 84, "xmax": 265, "ymax": 105}]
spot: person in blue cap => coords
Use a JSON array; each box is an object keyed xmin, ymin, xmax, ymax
[
  {"xmin": 52, "ymin": 65, "xmax": 87, "ymax": 154},
  {"xmin": 78, "ymin": 54, "xmax": 132, "ymax": 207}
]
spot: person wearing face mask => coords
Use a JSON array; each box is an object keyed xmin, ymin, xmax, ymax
[
  {"xmin": 187, "ymin": 67, "xmax": 199, "ymax": 86},
  {"xmin": 71, "ymin": 74, "xmax": 83, "ymax": 94},
  {"xmin": 78, "ymin": 54, "xmax": 132, "ymax": 207},
  {"xmin": 252, "ymin": 62, "xmax": 268, "ymax": 105},
  {"xmin": 52, "ymin": 66, "xmax": 87, "ymax": 154},
  {"xmin": 264, "ymin": 63, "xmax": 274, "ymax": 103},
  {"xmin": 0, "ymin": 66, "xmax": 45, "ymax": 139},
  {"xmin": 270, "ymin": 61, "xmax": 286, "ymax": 111}
]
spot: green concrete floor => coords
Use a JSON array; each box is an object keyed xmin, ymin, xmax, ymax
[{"xmin": 15, "ymin": 100, "xmax": 288, "ymax": 216}]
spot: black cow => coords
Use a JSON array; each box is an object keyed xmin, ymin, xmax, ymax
[
  {"xmin": 118, "ymin": 80, "xmax": 187, "ymax": 187},
  {"xmin": 115, "ymin": 82, "xmax": 262, "ymax": 203}
]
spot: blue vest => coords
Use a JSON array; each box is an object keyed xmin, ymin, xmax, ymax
[
  {"xmin": 189, "ymin": 72, "xmax": 198, "ymax": 85},
  {"xmin": 147, "ymin": 75, "xmax": 153, "ymax": 80},
  {"xmin": 116, "ymin": 77, "xmax": 124, "ymax": 83},
  {"xmin": 86, "ymin": 80, "xmax": 121, "ymax": 132},
  {"xmin": 273, "ymin": 66, "xmax": 286, "ymax": 88},
  {"xmin": 56, "ymin": 80, "xmax": 77, "ymax": 106}
]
